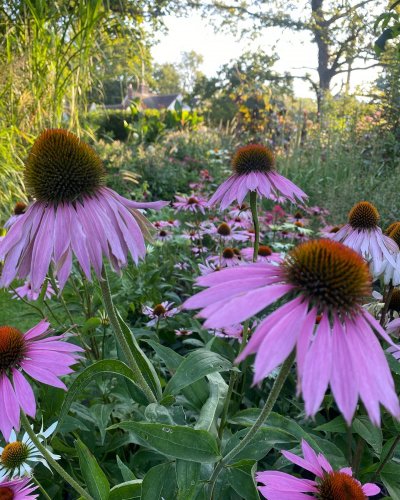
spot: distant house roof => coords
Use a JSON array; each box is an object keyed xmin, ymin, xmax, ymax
[{"xmin": 142, "ymin": 94, "xmax": 180, "ymax": 110}]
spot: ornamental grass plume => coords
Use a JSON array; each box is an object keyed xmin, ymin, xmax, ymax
[
  {"xmin": 0, "ymin": 129, "xmax": 167, "ymax": 293},
  {"xmin": 332, "ymin": 201, "xmax": 398, "ymax": 275},
  {"xmin": 0, "ymin": 319, "xmax": 82, "ymax": 440},
  {"xmin": 257, "ymin": 439, "xmax": 380, "ymax": 499},
  {"xmin": 208, "ymin": 144, "xmax": 307, "ymax": 210},
  {"xmin": 184, "ymin": 239, "xmax": 400, "ymax": 425}
]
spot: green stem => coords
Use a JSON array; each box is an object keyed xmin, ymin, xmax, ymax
[
  {"xmin": 10, "ymin": 287, "xmax": 46, "ymax": 319},
  {"xmin": 218, "ymin": 371, "xmax": 237, "ymax": 440},
  {"xmin": 218, "ymin": 320, "xmax": 251, "ymax": 439},
  {"xmin": 372, "ymin": 434, "xmax": 400, "ymax": 481},
  {"xmin": 209, "ymin": 352, "xmax": 295, "ymax": 497},
  {"xmin": 98, "ymin": 266, "xmax": 156, "ymax": 403},
  {"xmin": 20, "ymin": 412, "xmax": 93, "ymax": 500},
  {"xmin": 32, "ymin": 476, "xmax": 52, "ymax": 500},
  {"xmin": 249, "ymin": 191, "xmax": 259, "ymax": 262}
]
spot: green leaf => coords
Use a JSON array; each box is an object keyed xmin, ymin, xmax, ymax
[
  {"xmin": 115, "ymin": 310, "xmax": 162, "ymax": 400},
  {"xmin": 109, "ymin": 480, "xmax": 141, "ymax": 500},
  {"xmin": 227, "ymin": 460, "xmax": 260, "ymax": 500},
  {"xmin": 176, "ymin": 460, "xmax": 201, "ymax": 500},
  {"xmin": 224, "ymin": 426, "xmax": 295, "ymax": 462},
  {"xmin": 110, "ymin": 421, "xmax": 220, "ymax": 463},
  {"xmin": 381, "ymin": 462, "xmax": 400, "ymax": 498},
  {"xmin": 117, "ymin": 456, "xmax": 136, "ymax": 482},
  {"xmin": 386, "ymin": 352, "xmax": 400, "ymax": 375},
  {"xmin": 89, "ymin": 404, "xmax": 114, "ymax": 445},
  {"xmin": 230, "ymin": 410, "xmax": 320, "ymax": 449},
  {"xmin": 54, "ymin": 360, "xmax": 149, "ymax": 438},
  {"xmin": 145, "ymin": 340, "xmax": 208, "ymax": 409},
  {"xmin": 141, "ymin": 462, "xmax": 176, "ymax": 500},
  {"xmin": 164, "ymin": 349, "xmax": 231, "ymax": 396},
  {"xmin": 195, "ymin": 373, "xmax": 228, "ymax": 434},
  {"xmin": 75, "ymin": 439, "xmax": 110, "ymax": 500},
  {"xmin": 315, "ymin": 416, "xmax": 348, "ymax": 434},
  {"xmin": 83, "ymin": 317, "xmax": 102, "ymax": 333},
  {"xmin": 353, "ymin": 416, "xmax": 382, "ymax": 455}
]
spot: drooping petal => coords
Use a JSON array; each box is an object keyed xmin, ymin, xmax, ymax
[
  {"xmin": 12, "ymin": 369, "xmax": 36, "ymax": 418},
  {"xmin": 302, "ymin": 314, "xmax": 332, "ymax": 417},
  {"xmin": 330, "ymin": 316, "xmax": 358, "ymax": 425}
]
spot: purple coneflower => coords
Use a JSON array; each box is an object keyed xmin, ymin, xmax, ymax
[
  {"xmin": 184, "ymin": 239, "xmax": 400, "ymax": 425},
  {"xmin": 0, "ymin": 319, "xmax": 82, "ymax": 440},
  {"xmin": 0, "ymin": 477, "xmax": 38, "ymax": 499},
  {"xmin": 378, "ymin": 222, "xmax": 400, "ymax": 285},
  {"xmin": 241, "ymin": 245, "xmax": 282, "ymax": 264},
  {"xmin": 0, "ymin": 129, "xmax": 167, "ymax": 293},
  {"xmin": 208, "ymin": 247, "xmax": 242, "ymax": 268},
  {"xmin": 205, "ymin": 221, "xmax": 249, "ymax": 242},
  {"xmin": 174, "ymin": 328, "xmax": 193, "ymax": 336},
  {"xmin": 212, "ymin": 324, "xmax": 243, "ymax": 340},
  {"xmin": 12, "ymin": 281, "xmax": 55, "ymax": 302},
  {"xmin": 332, "ymin": 201, "xmax": 398, "ymax": 275},
  {"xmin": 257, "ymin": 439, "xmax": 379, "ymax": 499},
  {"xmin": 319, "ymin": 224, "xmax": 343, "ymax": 239},
  {"xmin": 208, "ymin": 144, "xmax": 307, "ymax": 210},
  {"xmin": 173, "ymin": 195, "xmax": 207, "ymax": 214},
  {"xmin": 155, "ymin": 229, "xmax": 172, "ymax": 242},
  {"xmin": 142, "ymin": 302, "xmax": 179, "ymax": 326}
]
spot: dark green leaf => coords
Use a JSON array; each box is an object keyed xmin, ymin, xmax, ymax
[
  {"xmin": 55, "ymin": 360, "xmax": 149, "ymax": 438},
  {"xmin": 227, "ymin": 460, "xmax": 260, "ymax": 500},
  {"xmin": 141, "ymin": 462, "xmax": 177, "ymax": 500},
  {"xmin": 116, "ymin": 310, "xmax": 162, "ymax": 400},
  {"xmin": 195, "ymin": 373, "xmax": 228, "ymax": 434},
  {"xmin": 315, "ymin": 416, "xmax": 348, "ymax": 434},
  {"xmin": 164, "ymin": 349, "xmax": 231, "ymax": 396},
  {"xmin": 75, "ymin": 439, "xmax": 110, "ymax": 500},
  {"xmin": 110, "ymin": 421, "xmax": 220, "ymax": 463},
  {"xmin": 353, "ymin": 416, "xmax": 382, "ymax": 455},
  {"xmin": 109, "ymin": 480, "xmax": 142, "ymax": 500},
  {"xmin": 176, "ymin": 460, "xmax": 201, "ymax": 500},
  {"xmin": 117, "ymin": 456, "xmax": 137, "ymax": 482}
]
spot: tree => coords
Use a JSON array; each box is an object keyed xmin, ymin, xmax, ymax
[
  {"xmin": 181, "ymin": 0, "xmax": 379, "ymax": 112},
  {"xmin": 152, "ymin": 63, "xmax": 182, "ymax": 93},
  {"xmin": 178, "ymin": 50, "xmax": 205, "ymax": 93},
  {"xmin": 191, "ymin": 50, "xmax": 293, "ymax": 139}
]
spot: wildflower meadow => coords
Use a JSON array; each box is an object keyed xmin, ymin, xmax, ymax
[{"xmin": 1, "ymin": 1, "xmax": 400, "ymax": 499}]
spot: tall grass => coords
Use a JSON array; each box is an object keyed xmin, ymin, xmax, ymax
[
  {"xmin": 279, "ymin": 96, "xmax": 400, "ymax": 225},
  {"xmin": 0, "ymin": 0, "xmax": 106, "ymax": 215}
]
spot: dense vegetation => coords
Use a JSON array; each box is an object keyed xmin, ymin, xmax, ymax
[{"xmin": 0, "ymin": 1, "xmax": 399, "ymax": 499}]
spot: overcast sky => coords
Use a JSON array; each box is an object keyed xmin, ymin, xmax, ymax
[{"xmin": 152, "ymin": 12, "xmax": 381, "ymax": 99}]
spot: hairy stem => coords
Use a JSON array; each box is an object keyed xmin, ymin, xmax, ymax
[
  {"xmin": 209, "ymin": 352, "xmax": 295, "ymax": 497},
  {"xmin": 20, "ymin": 412, "xmax": 93, "ymax": 500},
  {"xmin": 249, "ymin": 191, "xmax": 260, "ymax": 262},
  {"xmin": 98, "ymin": 266, "xmax": 156, "ymax": 403}
]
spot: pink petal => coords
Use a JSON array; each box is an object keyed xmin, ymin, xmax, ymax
[
  {"xmin": 302, "ymin": 314, "xmax": 332, "ymax": 417},
  {"xmin": 12, "ymin": 369, "xmax": 36, "ymax": 418}
]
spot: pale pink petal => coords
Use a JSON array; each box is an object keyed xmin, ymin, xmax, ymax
[
  {"xmin": 24, "ymin": 319, "xmax": 50, "ymax": 340},
  {"xmin": 330, "ymin": 317, "xmax": 358, "ymax": 425},
  {"xmin": 302, "ymin": 314, "xmax": 332, "ymax": 417},
  {"xmin": 12, "ymin": 369, "xmax": 36, "ymax": 418},
  {"xmin": 202, "ymin": 284, "xmax": 292, "ymax": 328},
  {"xmin": 362, "ymin": 483, "xmax": 380, "ymax": 495}
]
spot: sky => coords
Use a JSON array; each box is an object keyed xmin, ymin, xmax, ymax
[{"xmin": 152, "ymin": 12, "xmax": 381, "ymax": 99}]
